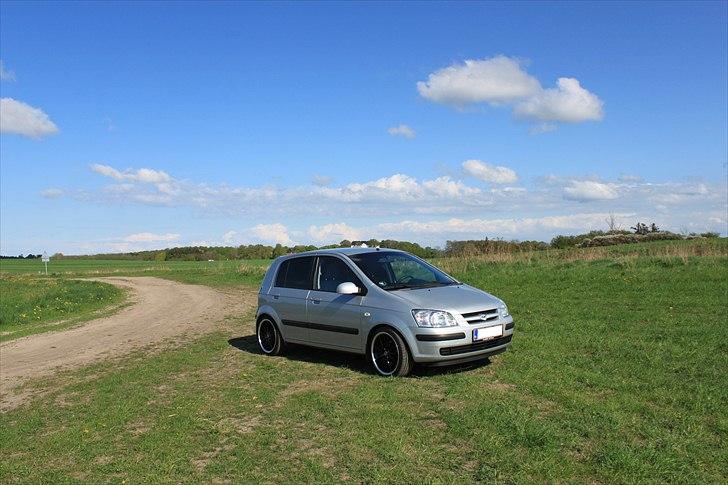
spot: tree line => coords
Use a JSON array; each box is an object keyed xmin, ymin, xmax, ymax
[{"xmin": 8, "ymin": 223, "xmax": 720, "ymax": 261}]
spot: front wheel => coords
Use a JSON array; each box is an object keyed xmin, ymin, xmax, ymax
[
  {"xmin": 368, "ymin": 328, "xmax": 412, "ymax": 376},
  {"xmin": 257, "ymin": 317, "xmax": 284, "ymax": 356}
]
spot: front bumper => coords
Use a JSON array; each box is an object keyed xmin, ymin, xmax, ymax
[{"xmin": 407, "ymin": 318, "xmax": 514, "ymax": 364}]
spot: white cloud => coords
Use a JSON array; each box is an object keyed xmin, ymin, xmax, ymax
[
  {"xmin": 90, "ymin": 163, "xmax": 170, "ymax": 183},
  {"xmin": 0, "ymin": 60, "xmax": 16, "ymax": 81},
  {"xmin": 63, "ymin": 163, "xmax": 724, "ymax": 239},
  {"xmin": 41, "ymin": 188, "xmax": 64, "ymax": 199},
  {"xmin": 122, "ymin": 232, "xmax": 180, "ymax": 243},
  {"xmin": 308, "ymin": 223, "xmax": 361, "ymax": 243},
  {"xmin": 0, "ymin": 97, "xmax": 58, "ymax": 139},
  {"xmin": 222, "ymin": 230, "xmax": 239, "ymax": 244},
  {"xmin": 417, "ymin": 56, "xmax": 540, "ymax": 106},
  {"xmin": 387, "ymin": 124, "xmax": 416, "ymax": 139},
  {"xmin": 563, "ymin": 180, "xmax": 618, "ymax": 202},
  {"xmin": 462, "ymin": 159, "xmax": 518, "ymax": 184},
  {"xmin": 422, "ymin": 176, "xmax": 482, "ymax": 197},
  {"xmin": 515, "ymin": 78, "xmax": 603, "ymax": 123},
  {"xmin": 375, "ymin": 212, "xmax": 634, "ymax": 238},
  {"xmin": 251, "ymin": 223, "xmax": 293, "ymax": 245},
  {"xmin": 417, "ymin": 56, "xmax": 603, "ymax": 130}
]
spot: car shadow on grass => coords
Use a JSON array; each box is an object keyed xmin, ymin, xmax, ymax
[{"xmin": 227, "ymin": 335, "xmax": 492, "ymax": 377}]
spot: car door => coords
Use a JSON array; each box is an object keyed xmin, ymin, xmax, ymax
[
  {"xmin": 305, "ymin": 255, "xmax": 365, "ymax": 351},
  {"xmin": 270, "ymin": 256, "xmax": 314, "ymax": 343}
]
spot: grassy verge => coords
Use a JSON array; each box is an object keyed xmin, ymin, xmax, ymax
[
  {"xmin": 0, "ymin": 259, "xmax": 269, "ymax": 288},
  {"xmin": 0, "ymin": 276, "xmax": 128, "ymax": 342},
  {"xmin": 1, "ymin": 250, "xmax": 726, "ymax": 483}
]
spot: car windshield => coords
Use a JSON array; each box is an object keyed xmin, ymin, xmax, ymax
[{"xmin": 347, "ymin": 251, "xmax": 458, "ymax": 290}]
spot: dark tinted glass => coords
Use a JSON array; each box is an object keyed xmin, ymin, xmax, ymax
[
  {"xmin": 283, "ymin": 257, "xmax": 315, "ymax": 290},
  {"xmin": 315, "ymin": 256, "xmax": 363, "ymax": 292},
  {"xmin": 274, "ymin": 260, "xmax": 289, "ymax": 287}
]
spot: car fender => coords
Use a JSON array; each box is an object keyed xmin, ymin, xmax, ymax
[
  {"xmin": 256, "ymin": 304, "xmax": 282, "ymax": 329},
  {"xmin": 362, "ymin": 308, "xmax": 417, "ymax": 353}
]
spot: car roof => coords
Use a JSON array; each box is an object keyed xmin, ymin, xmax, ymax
[{"xmin": 281, "ymin": 247, "xmax": 406, "ymax": 259}]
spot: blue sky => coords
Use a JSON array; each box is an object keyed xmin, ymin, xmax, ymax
[{"xmin": 1, "ymin": 1, "xmax": 726, "ymax": 254}]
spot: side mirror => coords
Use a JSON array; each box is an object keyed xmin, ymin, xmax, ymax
[{"xmin": 336, "ymin": 282, "xmax": 360, "ymax": 295}]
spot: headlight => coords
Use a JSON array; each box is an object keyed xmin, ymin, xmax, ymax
[
  {"xmin": 412, "ymin": 309, "xmax": 458, "ymax": 328},
  {"xmin": 498, "ymin": 304, "xmax": 510, "ymax": 319}
]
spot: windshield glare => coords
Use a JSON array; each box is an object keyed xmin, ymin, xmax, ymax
[{"xmin": 347, "ymin": 251, "xmax": 457, "ymax": 290}]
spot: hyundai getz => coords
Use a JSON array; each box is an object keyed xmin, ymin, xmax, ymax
[{"xmin": 256, "ymin": 247, "xmax": 514, "ymax": 376}]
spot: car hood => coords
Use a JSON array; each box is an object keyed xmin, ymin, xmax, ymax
[{"xmin": 392, "ymin": 284, "xmax": 501, "ymax": 314}]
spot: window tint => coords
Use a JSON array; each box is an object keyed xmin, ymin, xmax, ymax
[
  {"xmin": 315, "ymin": 256, "xmax": 363, "ymax": 292},
  {"xmin": 274, "ymin": 260, "xmax": 289, "ymax": 287},
  {"xmin": 281, "ymin": 256, "xmax": 314, "ymax": 290}
]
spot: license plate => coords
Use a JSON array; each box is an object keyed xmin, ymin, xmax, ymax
[{"xmin": 473, "ymin": 325, "xmax": 502, "ymax": 341}]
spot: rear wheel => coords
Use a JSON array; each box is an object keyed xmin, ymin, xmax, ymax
[
  {"xmin": 369, "ymin": 327, "xmax": 412, "ymax": 376},
  {"xmin": 257, "ymin": 317, "xmax": 283, "ymax": 355}
]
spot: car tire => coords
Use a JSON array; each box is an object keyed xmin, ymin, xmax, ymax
[
  {"xmin": 257, "ymin": 317, "xmax": 284, "ymax": 356},
  {"xmin": 368, "ymin": 327, "xmax": 412, "ymax": 377}
]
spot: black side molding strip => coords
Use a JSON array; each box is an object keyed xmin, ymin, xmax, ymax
[
  {"xmin": 282, "ymin": 320, "xmax": 359, "ymax": 335},
  {"xmin": 416, "ymin": 332, "xmax": 466, "ymax": 342}
]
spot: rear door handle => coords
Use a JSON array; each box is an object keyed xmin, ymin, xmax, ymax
[
  {"xmin": 273, "ymin": 295, "xmax": 280, "ymax": 300},
  {"xmin": 309, "ymin": 298, "xmax": 321, "ymax": 304}
]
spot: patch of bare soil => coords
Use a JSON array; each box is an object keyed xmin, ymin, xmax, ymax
[{"xmin": 0, "ymin": 277, "xmax": 257, "ymax": 411}]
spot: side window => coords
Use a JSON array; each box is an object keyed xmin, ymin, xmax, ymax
[
  {"xmin": 315, "ymin": 256, "xmax": 363, "ymax": 292},
  {"xmin": 274, "ymin": 260, "xmax": 289, "ymax": 287},
  {"xmin": 282, "ymin": 257, "xmax": 315, "ymax": 290}
]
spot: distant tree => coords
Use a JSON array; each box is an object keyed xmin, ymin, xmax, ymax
[{"xmin": 605, "ymin": 213, "xmax": 621, "ymax": 232}]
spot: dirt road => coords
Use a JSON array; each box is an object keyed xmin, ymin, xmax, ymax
[{"xmin": 0, "ymin": 277, "xmax": 256, "ymax": 411}]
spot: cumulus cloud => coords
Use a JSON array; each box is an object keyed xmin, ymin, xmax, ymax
[
  {"xmin": 251, "ymin": 223, "xmax": 293, "ymax": 245},
  {"xmin": 67, "ymin": 163, "xmax": 724, "ymax": 239},
  {"xmin": 417, "ymin": 56, "xmax": 540, "ymax": 106},
  {"xmin": 387, "ymin": 124, "xmax": 416, "ymax": 139},
  {"xmin": 123, "ymin": 232, "xmax": 180, "ymax": 243},
  {"xmin": 0, "ymin": 97, "xmax": 58, "ymax": 139},
  {"xmin": 417, "ymin": 56, "xmax": 603, "ymax": 130},
  {"xmin": 563, "ymin": 180, "xmax": 618, "ymax": 202},
  {"xmin": 0, "ymin": 60, "xmax": 16, "ymax": 81},
  {"xmin": 308, "ymin": 223, "xmax": 361, "ymax": 243},
  {"xmin": 514, "ymin": 78, "xmax": 603, "ymax": 123},
  {"xmin": 462, "ymin": 159, "xmax": 518, "ymax": 184}
]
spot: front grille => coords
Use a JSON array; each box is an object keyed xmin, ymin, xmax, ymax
[
  {"xmin": 439, "ymin": 334, "xmax": 512, "ymax": 356},
  {"xmin": 461, "ymin": 308, "xmax": 499, "ymax": 325}
]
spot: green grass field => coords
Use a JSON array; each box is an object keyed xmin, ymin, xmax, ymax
[
  {"xmin": 0, "ymin": 276, "xmax": 127, "ymax": 342},
  {"xmin": 1, "ymin": 240, "xmax": 727, "ymax": 482}
]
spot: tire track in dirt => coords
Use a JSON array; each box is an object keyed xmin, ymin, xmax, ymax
[{"xmin": 0, "ymin": 277, "xmax": 257, "ymax": 411}]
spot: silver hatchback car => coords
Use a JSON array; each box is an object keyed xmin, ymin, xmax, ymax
[{"xmin": 256, "ymin": 247, "xmax": 514, "ymax": 376}]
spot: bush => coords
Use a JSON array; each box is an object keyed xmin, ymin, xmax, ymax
[{"xmin": 577, "ymin": 231, "xmax": 683, "ymax": 248}]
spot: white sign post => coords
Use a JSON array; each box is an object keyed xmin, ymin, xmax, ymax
[{"xmin": 42, "ymin": 252, "xmax": 49, "ymax": 275}]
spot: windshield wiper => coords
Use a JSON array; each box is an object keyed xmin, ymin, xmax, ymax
[{"xmin": 381, "ymin": 284, "xmax": 411, "ymax": 291}]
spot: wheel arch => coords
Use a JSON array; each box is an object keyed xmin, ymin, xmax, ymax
[{"xmin": 366, "ymin": 323, "xmax": 412, "ymax": 357}]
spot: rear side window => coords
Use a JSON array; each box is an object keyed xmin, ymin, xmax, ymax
[
  {"xmin": 274, "ymin": 257, "xmax": 314, "ymax": 290},
  {"xmin": 274, "ymin": 261, "xmax": 289, "ymax": 287}
]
